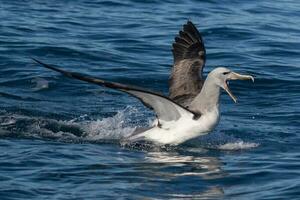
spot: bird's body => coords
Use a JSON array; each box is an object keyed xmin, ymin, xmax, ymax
[
  {"xmin": 33, "ymin": 21, "xmax": 254, "ymax": 146},
  {"xmin": 130, "ymin": 107, "xmax": 219, "ymax": 145},
  {"xmin": 129, "ymin": 68, "xmax": 224, "ymax": 145}
]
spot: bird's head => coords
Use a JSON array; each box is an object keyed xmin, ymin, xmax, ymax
[{"xmin": 209, "ymin": 67, "xmax": 254, "ymax": 103}]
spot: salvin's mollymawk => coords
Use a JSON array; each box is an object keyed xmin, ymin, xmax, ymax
[{"xmin": 33, "ymin": 21, "xmax": 254, "ymax": 145}]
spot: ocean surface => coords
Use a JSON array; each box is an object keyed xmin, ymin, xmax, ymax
[{"xmin": 0, "ymin": 0, "xmax": 299, "ymax": 199}]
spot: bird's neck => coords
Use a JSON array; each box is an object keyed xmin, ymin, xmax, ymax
[{"xmin": 189, "ymin": 78, "xmax": 221, "ymax": 113}]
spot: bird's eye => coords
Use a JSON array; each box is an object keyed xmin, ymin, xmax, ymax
[{"xmin": 222, "ymin": 72, "xmax": 230, "ymax": 75}]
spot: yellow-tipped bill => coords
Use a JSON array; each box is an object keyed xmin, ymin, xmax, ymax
[{"xmin": 223, "ymin": 72, "xmax": 254, "ymax": 103}]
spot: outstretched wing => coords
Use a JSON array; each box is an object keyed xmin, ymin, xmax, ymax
[
  {"xmin": 33, "ymin": 58, "xmax": 200, "ymax": 123},
  {"xmin": 169, "ymin": 21, "xmax": 206, "ymax": 106}
]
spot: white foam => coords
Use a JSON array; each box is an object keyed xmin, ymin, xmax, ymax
[
  {"xmin": 0, "ymin": 107, "xmax": 141, "ymax": 142},
  {"xmin": 218, "ymin": 141, "xmax": 259, "ymax": 150},
  {"xmin": 31, "ymin": 77, "xmax": 49, "ymax": 91},
  {"xmin": 81, "ymin": 109, "xmax": 136, "ymax": 140}
]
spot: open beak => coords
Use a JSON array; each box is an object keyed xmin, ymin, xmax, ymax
[{"xmin": 222, "ymin": 72, "xmax": 254, "ymax": 103}]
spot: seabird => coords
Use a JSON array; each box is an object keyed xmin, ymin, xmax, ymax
[{"xmin": 33, "ymin": 21, "xmax": 254, "ymax": 145}]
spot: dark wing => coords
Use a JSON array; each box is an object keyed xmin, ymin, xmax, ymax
[
  {"xmin": 169, "ymin": 21, "xmax": 206, "ymax": 106},
  {"xmin": 33, "ymin": 58, "xmax": 200, "ymax": 122}
]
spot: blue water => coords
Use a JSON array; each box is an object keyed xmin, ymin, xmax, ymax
[{"xmin": 0, "ymin": 0, "xmax": 299, "ymax": 199}]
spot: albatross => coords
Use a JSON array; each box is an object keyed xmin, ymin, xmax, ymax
[{"xmin": 33, "ymin": 21, "xmax": 254, "ymax": 145}]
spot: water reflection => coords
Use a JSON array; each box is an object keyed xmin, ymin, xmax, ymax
[
  {"xmin": 145, "ymin": 151, "xmax": 225, "ymax": 180},
  {"xmin": 168, "ymin": 187, "xmax": 224, "ymax": 200},
  {"xmin": 140, "ymin": 150, "xmax": 225, "ymax": 199}
]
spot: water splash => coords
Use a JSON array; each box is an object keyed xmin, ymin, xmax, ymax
[
  {"xmin": 31, "ymin": 77, "xmax": 49, "ymax": 91},
  {"xmin": 0, "ymin": 108, "xmax": 258, "ymax": 150},
  {"xmin": 0, "ymin": 107, "xmax": 140, "ymax": 143},
  {"xmin": 187, "ymin": 131, "xmax": 259, "ymax": 151},
  {"xmin": 81, "ymin": 108, "xmax": 137, "ymax": 141},
  {"xmin": 218, "ymin": 141, "xmax": 259, "ymax": 150}
]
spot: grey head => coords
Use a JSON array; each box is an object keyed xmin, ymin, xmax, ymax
[{"xmin": 206, "ymin": 67, "xmax": 254, "ymax": 103}]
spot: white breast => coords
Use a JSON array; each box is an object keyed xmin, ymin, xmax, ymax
[{"xmin": 134, "ymin": 108, "xmax": 220, "ymax": 145}]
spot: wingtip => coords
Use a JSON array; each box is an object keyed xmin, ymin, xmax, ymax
[
  {"xmin": 31, "ymin": 57, "xmax": 39, "ymax": 63},
  {"xmin": 186, "ymin": 20, "xmax": 194, "ymax": 26},
  {"xmin": 31, "ymin": 57, "xmax": 44, "ymax": 66},
  {"xmin": 186, "ymin": 18, "xmax": 194, "ymax": 24},
  {"xmin": 31, "ymin": 57, "xmax": 66, "ymax": 75}
]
